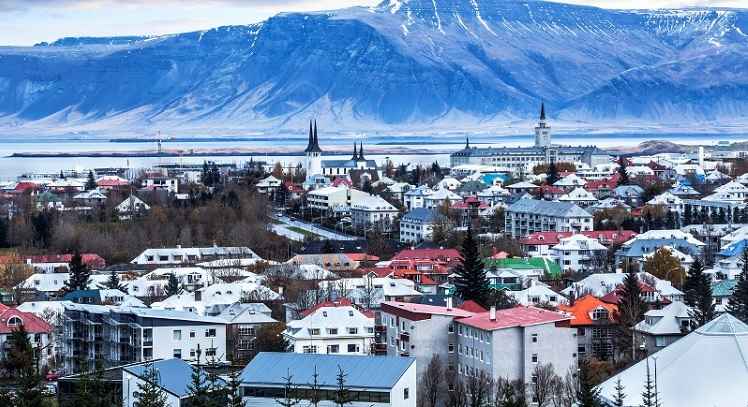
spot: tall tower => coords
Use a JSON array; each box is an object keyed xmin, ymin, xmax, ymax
[
  {"xmin": 304, "ymin": 120, "xmax": 323, "ymax": 183},
  {"xmin": 534, "ymin": 102, "xmax": 552, "ymax": 148}
]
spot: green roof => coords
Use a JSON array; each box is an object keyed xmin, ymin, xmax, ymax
[
  {"xmin": 712, "ymin": 279, "xmax": 738, "ymax": 297},
  {"xmin": 483, "ymin": 257, "xmax": 562, "ymax": 278}
]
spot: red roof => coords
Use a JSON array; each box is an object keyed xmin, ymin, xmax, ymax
[
  {"xmin": 392, "ymin": 248, "xmax": 460, "ymax": 262},
  {"xmin": 97, "ymin": 178, "xmax": 129, "ymax": 187},
  {"xmin": 344, "ymin": 253, "xmax": 380, "ymax": 263},
  {"xmin": 519, "ymin": 230, "xmax": 637, "ymax": 246},
  {"xmin": 584, "ymin": 175, "xmax": 619, "ymax": 191},
  {"xmin": 458, "ymin": 306, "xmax": 571, "ymax": 331},
  {"xmin": 540, "ymin": 185, "xmax": 565, "ymax": 194},
  {"xmin": 600, "ymin": 281, "xmax": 658, "ymax": 304},
  {"xmin": 381, "ymin": 301, "xmax": 475, "ymax": 318},
  {"xmin": 332, "ymin": 178, "xmax": 352, "ymax": 187},
  {"xmin": 0, "ymin": 253, "xmax": 106, "ymax": 269},
  {"xmin": 558, "ymin": 295, "xmax": 618, "ymax": 326},
  {"xmin": 0, "ymin": 309, "xmax": 53, "ymax": 334},
  {"xmin": 14, "ymin": 182, "xmax": 38, "ymax": 192},
  {"xmin": 458, "ymin": 300, "xmax": 487, "ymax": 313}
]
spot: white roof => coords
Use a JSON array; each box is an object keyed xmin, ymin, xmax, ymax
[
  {"xmin": 18, "ymin": 273, "xmax": 70, "ymax": 292},
  {"xmin": 116, "ymin": 195, "xmax": 150, "ymax": 212},
  {"xmin": 634, "ymin": 301, "xmax": 692, "ymax": 336},
  {"xmin": 647, "ymin": 191, "xmax": 683, "ymax": 206},
  {"xmin": 197, "ymin": 258, "xmax": 276, "ymax": 268},
  {"xmin": 351, "ymin": 195, "xmax": 398, "ymax": 211},
  {"xmin": 624, "ymin": 229, "xmax": 705, "ymax": 247},
  {"xmin": 554, "ymin": 173, "xmax": 587, "ymax": 187},
  {"xmin": 561, "ymin": 272, "xmax": 684, "ymax": 298},
  {"xmin": 715, "ymin": 180, "xmax": 748, "ymax": 194},
  {"xmin": 641, "ymin": 246, "xmax": 693, "ymax": 264},
  {"xmin": 425, "ymin": 188, "xmax": 461, "ymax": 201},
  {"xmin": 507, "ymin": 283, "xmax": 568, "ymax": 306},
  {"xmin": 321, "ymin": 277, "xmax": 421, "ymax": 298},
  {"xmin": 559, "ymin": 187, "xmax": 598, "ymax": 202},
  {"xmin": 17, "ymin": 300, "xmax": 74, "ymax": 318},
  {"xmin": 216, "ymin": 303, "xmax": 277, "ymax": 324},
  {"xmin": 598, "ymin": 314, "xmax": 748, "ymax": 407},
  {"xmin": 284, "ymin": 305, "xmax": 373, "ymax": 340},
  {"xmin": 506, "ymin": 181, "xmax": 540, "ymax": 189},
  {"xmin": 552, "ymin": 234, "xmax": 607, "ymax": 251}
]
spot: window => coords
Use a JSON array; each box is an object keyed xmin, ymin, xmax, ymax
[
  {"xmin": 531, "ymin": 333, "xmax": 538, "ymax": 343},
  {"xmin": 7, "ymin": 316, "xmax": 22, "ymax": 327},
  {"xmin": 322, "ymin": 311, "xmax": 328, "ymax": 317},
  {"xmin": 190, "ymin": 349, "xmax": 196, "ymax": 358},
  {"xmin": 190, "ymin": 331, "xmax": 195, "ymax": 338},
  {"xmin": 309, "ymin": 328, "xmax": 320, "ymax": 336},
  {"xmin": 348, "ymin": 310, "xmax": 354, "ymax": 317},
  {"xmin": 532, "ymin": 353, "xmax": 538, "ymax": 363},
  {"xmin": 592, "ymin": 308, "xmax": 609, "ymax": 321},
  {"xmin": 302, "ymin": 346, "xmax": 318, "ymax": 354},
  {"xmin": 327, "ymin": 345, "xmax": 339, "ymax": 354},
  {"xmin": 206, "ymin": 348, "xmax": 217, "ymax": 357},
  {"xmin": 655, "ymin": 336, "xmax": 667, "ymax": 347},
  {"xmin": 404, "ymin": 388, "xmax": 409, "ymax": 400},
  {"xmin": 577, "ymin": 327, "xmax": 586, "ymax": 336},
  {"xmin": 327, "ymin": 328, "xmax": 338, "ymax": 335},
  {"xmin": 347, "ymin": 344, "xmax": 359, "ymax": 353},
  {"xmin": 173, "ymin": 330, "xmax": 182, "ymax": 340},
  {"xmin": 238, "ymin": 326, "xmax": 256, "ymax": 336},
  {"xmin": 206, "ymin": 329, "xmax": 216, "ymax": 337},
  {"xmin": 173, "ymin": 349, "xmax": 182, "ymax": 359},
  {"xmin": 578, "ymin": 345, "xmax": 586, "ymax": 354},
  {"xmin": 366, "ymin": 327, "xmax": 374, "ymax": 334},
  {"xmin": 449, "ymin": 343, "xmax": 455, "ymax": 353},
  {"xmin": 448, "ymin": 324, "xmax": 454, "ymax": 333},
  {"xmin": 348, "ymin": 328, "xmax": 358, "ymax": 335}
]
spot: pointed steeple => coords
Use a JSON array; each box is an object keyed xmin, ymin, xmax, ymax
[
  {"xmin": 304, "ymin": 119, "xmax": 322, "ymax": 153},
  {"xmin": 465, "ymin": 136, "xmax": 470, "ymax": 149},
  {"xmin": 358, "ymin": 141, "xmax": 365, "ymax": 161},
  {"xmin": 540, "ymin": 101, "xmax": 546, "ymax": 121},
  {"xmin": 352, "ymin": 142, "xmax": 359, "ymax": 160}
]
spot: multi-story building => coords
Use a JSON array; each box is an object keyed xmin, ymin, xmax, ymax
[
  {"xmin": 217, "ymin": 303, "xmax": 278, "ymax": 364},
  {"xmin": 130, "ymin": 246, "xmax": 259, "ymax": 266},
  {"xmin": 454, "ymin": 306, "xmax": 576, "ymax": 390},
  {"xmin": 505, "ymin": 199, "xmax": 593, "ymax": 238},
  {"xmin": 634, "ymin": 301, "xmax": 694, "ymax": 355},
  {"xmin": 403, "ymin": 186, "xmax": 434, "ymax": 210},
  {"xmin": 559, "ymin": 295, "xmax": 618, "ymax": 361},
  {"xmin": 61, "ymin": 303, "xmax": 228, "ymax": 374},
  {"xmin": 380, "ymin": 300, "xmax": 473, "ymax": 378},
  {"xmin": 0, "ymin": 306, "xmax": 54, "ymax": 369},
  {"xmin": 550, "ymin": 234, "xmax": 608, "ymax": 273},
  {"xmin": 282, "ymin": 302, "xmax": 375, "ymax": 355},
  {"xmin": 399, "ymin": 208, "xmax": 443, "ymax": 244},
  {"xmin": 520, "ymin": 230, "xmax": 637, "ymax": 257},
  {"xmin": 351, "ymin": 196, "xmax": 399, "ymax": 233}
]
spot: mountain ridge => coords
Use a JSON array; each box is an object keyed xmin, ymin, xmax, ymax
[{"xmin": 1, "ymin": 0, "xmax": 747, "ymax": 134}]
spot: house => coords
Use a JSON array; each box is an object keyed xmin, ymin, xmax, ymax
[
  {"xmin": 399, "ymin": 208, "xmax": 444, "ymax": 244},
  {"xmin": 559, "ymin": 295, "xmax": 618, "ymax": 360},
  {"xmin": 554, "ymin": 173, "xmax": 587, "ymax": 191},
  {"xmin": 614, "ymin": 185, "xmax": 645, "ymax": 206},
  {"xmin": 520, "ymin": 230, "xmax": 637, "ymax": 257},
  {"xmin": 122, "ymin": 358, "xmax": 224, "ymax": 407},
  {"xmin": 283, "ymin": 302, "xmax": 375, "ymax": 355},
  {"xmin": 616, "ymin": 230, "xmax": 705, "ymax": 270},
  {"xmin": 143, "ymin": 177, "xmax": 179, "ymax": 194},
  {"xmin": 712, "ymin": 279, "xmax": 738, "ymax": 312},
  {"xmin": 350, "ymin": 195, "xmax": 399, "ymax": 233},
  {"xmin": 320, "ymin": 277, "xmax": 422, "ymax": 309},
  {"xmin": 116, "ymin": 195, "xmax": 150, "ymax": 216},
  {"xmin": 380, "ymin": 300, "xmax": 474, "ymax": 378},
  {"xmin": 558, "ymin": 187, "xmax": 598, "ymax": 208},
  {"xmin": 403, "ymin": 186, "xmax": 434, "ymax": 210},
  {"xmin": 423, "ymin": 188, "xmax": 462, "ymax": 209},
  {"xmin": 634, "ymin": 301, "xmax": 695, "ymax": 355},
  {"xmin": 454, "ymin": 306, "xmax": 576, "ymax": 387},
  {"xmin": 476, "ymin": 185, "xmax": 511, "ymax": 206},
  {"xmin": 561, "ymin": 272, "xmax": 684, "ymax": 304},
  {"xmin": 597, "ymin": 314, "xmax": 748, "ymax": 407},
  {"xmin": 506, "ymin": 281, "xmax": 568, "ymax": 307},
  {"xmin": 73, "ymin": 189, "xmax": 108, "ymax": 205},
  {"xmin": 483, "ymin": 257, "xmax": 563, "ymax": 284},
  {"xmin": 505, "ymin": 199, "xmax": 593, "ymax": 238},
  {"xmin": 505, "ymin": 181, "xmax": 541, "ymax": 195},
  {"xmin": 63, "ymin": 289, "xmax": 146, "ymax": 307},
  {"xmin": 0, "ymin": 253, "xmax": 106, "ymax": 274},
  {"xmin": 150, "ymin": 281, "xmax": 279, "ymax": 315},
  {"xmin": 96, "ymin": 176, "xmax": 129, "ymax": 190},
  {"xmin": 240, "ymin": 352, "xmax": 416, "ymax": 407},
  {"xmin": 61, "ymin": 303, "xmax": 228, "ymax": 374},
  {"xmin": 0, "ymin": 306, "xmax": 55, "ymax": 369},
  {"xmin": 550, "ymin": 234, "xmax": 608, "ymax": 273},
  {"xmin": 255, "ymin": 175, "xmax": 282, "ymax": 194},
  {"xmin": 646, "ymin": 191, "xmax": 684, "ymax": 217},
  {"xmin": 131, "ymin": 246, "xmax": 259, "ymax": 266},
  {"xmin": 217, "ymin": 303, "xmax": 278, "ymax": 363}
]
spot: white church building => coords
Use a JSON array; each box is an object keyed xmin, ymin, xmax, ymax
[{"xmin": 303, "ymin": 120, "xmax": 377, "ymax": 189}]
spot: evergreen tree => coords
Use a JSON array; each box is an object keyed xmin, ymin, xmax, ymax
[
  {"xmin": 332, "ymin": 367, "xmax": 353, "ymax": 407},
  {"xmin": 617, "ymin": 156, "xmax": 630, "ymax": 185},
  {"xmin": 546, "ymin": 160, "xmax": 559, "ymax": 185},
  {"xmin": 453, "ymin": 227, "xmax": 490, "ymax": 307},
  {"xmin": 576, "ymin": 359, "xmax": 601, "ymax": 407},
  {"xmin": 133, "ymin": 362, "xmax": 168, "ymax": 407},
  {"xmin": 85, "ymin": 170, "xmax": 97, "ymax": 190},
  {"xmin": 307, "ymin": 366, "xmax": 323, "ymax": 407},
  {"xmin": 275, "ymin": 370, "xmax": 301, "ymax": 407},
  {"xmin": 226, "ymin": 370, "xmax": 245, "ymax": 407},
  {"xmin": 684, "ymin": 257, "xmax": 715, "ymax": 327},
  {"xmin": 105, "ymin": 271, "xmax": 126, "ymax": 291},
  {"xmin": 617, "ymin": 271, "xmax": 647, "ymax": 360},
  {"xmin": 65, "ymin": 251, "xmax": 91, "ymax": 292},
  {"xmin": 640, "ymin": 359, "xmax": 660, "ymax": 407},
  {"xmin": 612, "ymin": 378, "xmax": 626, "ymax": 407},
  {"xmin": 166, "ymin": 273, "xmax": 180, "ymax": 296},
  {"xmin": 727, "ymin": 249, "xmax": 748, "ymax": 323},
  {"xmin": 2, "ymin": 324, "xmax": 44, "ymax": 407},
  {"xmin": 187, "ymin": 347, "xmax": 212, "ymax": 407},
  {"xmin": 683, "ymin": 205, "xmax": 692, "ymax": 226}
]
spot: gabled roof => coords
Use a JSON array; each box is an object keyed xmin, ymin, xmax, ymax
[
  {"xmin": 558, "ymin": 295, "xmax": 617, "ymax": 326},
  {"xmin": 457, "ymin": 306, "xmax": 571, "ymax": 331},
  {"xmin": 0, "ymin": 308, "xmax": 54, "ymax": 334},
  {"xmin": 597, "ymin": 314, "xmax": 748, "ymax": 407},
  {"xmin": 240, "ymin": 353, "xmax": 415, "ymax": 391},
  {"xmin": 483, "ymin": 257, "xmax": 562, "ymax": 278},
  {"xmin": 634, "ymin": 301, "xmax": 692, "ymax": 335}
]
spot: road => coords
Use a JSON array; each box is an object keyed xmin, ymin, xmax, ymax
[{"xmin": 271, "ymin": 214, "xmax": 358, "ymax": 241}]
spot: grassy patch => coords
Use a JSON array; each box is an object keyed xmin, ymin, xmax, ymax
[{"xmin": 286, "ymin": 226, "xmax": 320, "ymax": 239}]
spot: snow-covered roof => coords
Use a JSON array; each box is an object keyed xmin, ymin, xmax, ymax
[
  {"xmin": 634, "ymin": 301, "xmax": 692, "ymax": 336},
  {"xmin": 284, "ymin": 305, "xmax": 373, "ymax": 340},
  {"xmin": 559, "ymin": 187, "xmax": 598, "ymax": 202},
  {"xmin": 553, "ymin": 173, "xmax": 587, "ymax": 187},
  {"xmin": 624, "ymin": 229, "xmax": 705, "ymax": 247},
  {"xmin": 598, "ymin": 314, "xmax": 748, "ymax": 407},
  {"xmin": 647, "ymin": 191, "xmax": 683, "ymax": 206},
  {"xmin": 561, "ymin": 272, "xmax": 683, "ymax": 298},
  {"xmin": 551, "ymin": 234, "xmax": 607, "ymax": 252},
  {"xmin": 216, "ymin": 303, "xmax": 277, "ymax": 324}
]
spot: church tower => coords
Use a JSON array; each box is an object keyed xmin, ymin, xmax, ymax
[
  {"xmin": 304, "ymin": 120, "xmax": 323, "ymax": 183},
  {"xmin": 534, "ymin": 102, "xmax": 552, "ymax": 148}
]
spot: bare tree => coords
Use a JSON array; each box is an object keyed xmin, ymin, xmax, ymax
[
  {"xmin": 275, "ymin": 370, "xmax": 301, "ymax": 407},
  {"xmin": 445, "ymin": 374, "xmax": 467, "ymax": 407},
  {"xmin": 549, "ymin": 370, "xmax": 577, "ymax": 407},
  {"xmin": 494, "ymin": 378, "xmax": 527, "ymax": 407},
  {"xmin": 531, "ymin": 363, "xmax": 557, "ymax": 407},
  {"xmin": 418, "ymin": 355, "xmax": 444, "ymax": 407},
  {"xmin": 465, "ymin": 370, "xmax": 492, "ymax": 407}
]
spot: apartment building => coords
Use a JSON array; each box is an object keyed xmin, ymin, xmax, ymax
[
  {"xmin": 130, "ymin": 246, "xmax": 259, "ymax": 266},
  {"xmin": 558, "ymin": 295, "xmax": 618, "ymax": 361},
  {"xmin": 399, "ymin": 208, "xmax": 443, "ymax": 244},
  {"xmin": 217, "ymin": 303, "xmax": 278, "ymax": 363},
  {"xmin": 380, "ymin": 300, "xmax": 474, "ymax": 378},
  {"xmin": 505, "ymin": 199, "xmax": 593, "ymax": 238},
  {"xmin": 454, "ymin": 306, "xmax": 576, "ymax": 388},
  {"xmin": 351, "ymin": 196, "xmax": 399, "ymax": 233},
  {"xmin": 283, "ymin": 303, "xmax": 375, "ymax": 355},
  {"xmin": 549, "ymin": 234, "xmax": 608, "ymax": 273},
  {"xmin": 61, "ymin": 304, "xmax": 227, "ymax": 374}
]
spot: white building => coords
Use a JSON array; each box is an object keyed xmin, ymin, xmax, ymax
[
  {"xmin": 255, "ymin": 175, "xmax": 282, "ymax": 194},
  {"xmin": 240, "ymin": 352, "xmax": 416, "ymax": 407},
  {"xmin": 350, "ymin": 195, "xmax": 399, "ymax": 232},
  {"xmin": 505, "ymin": 199, "xmax": 593, "ymax": 238},
  {"xmin": 130, "ymin": 246, "xmax": 259, "ymax": 266},
  {"xmin": 399, "ymin": 208, "xmax": 443, "ymax": 244},
  {"xmin": 647, "ymin": 191, "xmax": 684, "ymax": 216},
  {"xmin": 122, "ymin": 358, "xmax": 219, "ymax": 407},
  {"xmin": 403, "ymin": 186, "xmax": 434, "ymax": 210},
  {"xmin": 550, "ymin": 234, "xmax": 608, "ymax": 273},
  {"xmin": 423, "ymin": 188, "xmax": 462, "ymax": 209},
  {"xmin": 558, "ymin": 187, "xmax": 598, "ymax": 208},
  {"xmin": 283, "ymin": 303, "xmax": 375, "ymax": 355}
]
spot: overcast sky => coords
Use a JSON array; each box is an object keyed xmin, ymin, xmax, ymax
[{"xmin": 1, "ymin": 0, "xmax": 745, "ymax": 46}]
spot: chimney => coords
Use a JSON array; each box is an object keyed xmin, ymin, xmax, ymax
[
  {"xmin": 489, "ymin": 306, "xmax": 496, "ymax": 321},
  {"xmin": 446, "ymin": 296, "xmax": 453, "ymax": 311}
]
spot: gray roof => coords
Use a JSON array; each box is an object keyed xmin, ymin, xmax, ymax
[
  {"xmin": 322, "ymin": 159, "xmax": 376, "ymax": 168},
  {"xmin": 507, "ymin": 199, "xmax": 592, "ymax": 218},
  {"xmin": 240, "ymin": 352, "xmax": 414, "ymax": 390},
  {"xmin": 124, "ymin": 358, "xmax": 224, "ymax": 398},
  {"xmin": 402, "ymin": 208, "xmax": 442, "ymax": 223},
  {"xmin": 451, "ymin": 145, "xmax": 608, "ymax": 158}
]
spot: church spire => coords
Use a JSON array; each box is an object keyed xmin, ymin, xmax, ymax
[
  {"xmin": 465, "ymin": 136, "xmax": 470, "ymax": 149},
  {"xmin": 540, "ymin": 101, "xmax": 546, "ymax": 121},
  {"xmin": 358, "ymin": 141, "xmax": 365, "ymax": 161},
  {"xmin": 304, "ymin": 119, "xmax": 322, "ymax": 153},
  {"xmin": 352, "ymin": 142, "xmax": 359, "ymax": 160}
]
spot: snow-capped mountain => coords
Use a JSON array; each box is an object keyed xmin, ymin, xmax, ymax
[{"xmin": 1, "ymin": 0, "xmax": 747, "ymax": 133}]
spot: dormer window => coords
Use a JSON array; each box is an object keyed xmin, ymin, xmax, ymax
[
  {"xmin": 7, "ymin": 316, "xmax": 22, "ymax": 327},
  {"xmin": 348, "ymin": 311, "xmax": 354, "ymax": 317},
  {"xmin": 592, "ymin": 308, "xmax": 609, "ymax": 321},
  {"xmin": 323, "ymin": 311, "xmax": 328, "ymax": 317}
]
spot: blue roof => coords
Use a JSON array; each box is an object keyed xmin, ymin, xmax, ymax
[
  {"xmin": 402, "ymin": 208, "xmax": 441, "ymax": 223},
  {"xmin": 240, "ymin": 353, "xmax": 414, "ymax": 390},
  {"xmin": 481, "ymin": 173, "xmax": 510, "ymax": 185},
  {"xmin": 719, "ymin": 239, "xmax": 748, "ymax": 258},
  {"xmin": 63, "ymin": 290, "xmax": 100, "ymax": 301},
  {"xmin": 124, "ymin": 358, "xmax": 223, "ymax": 398}
]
